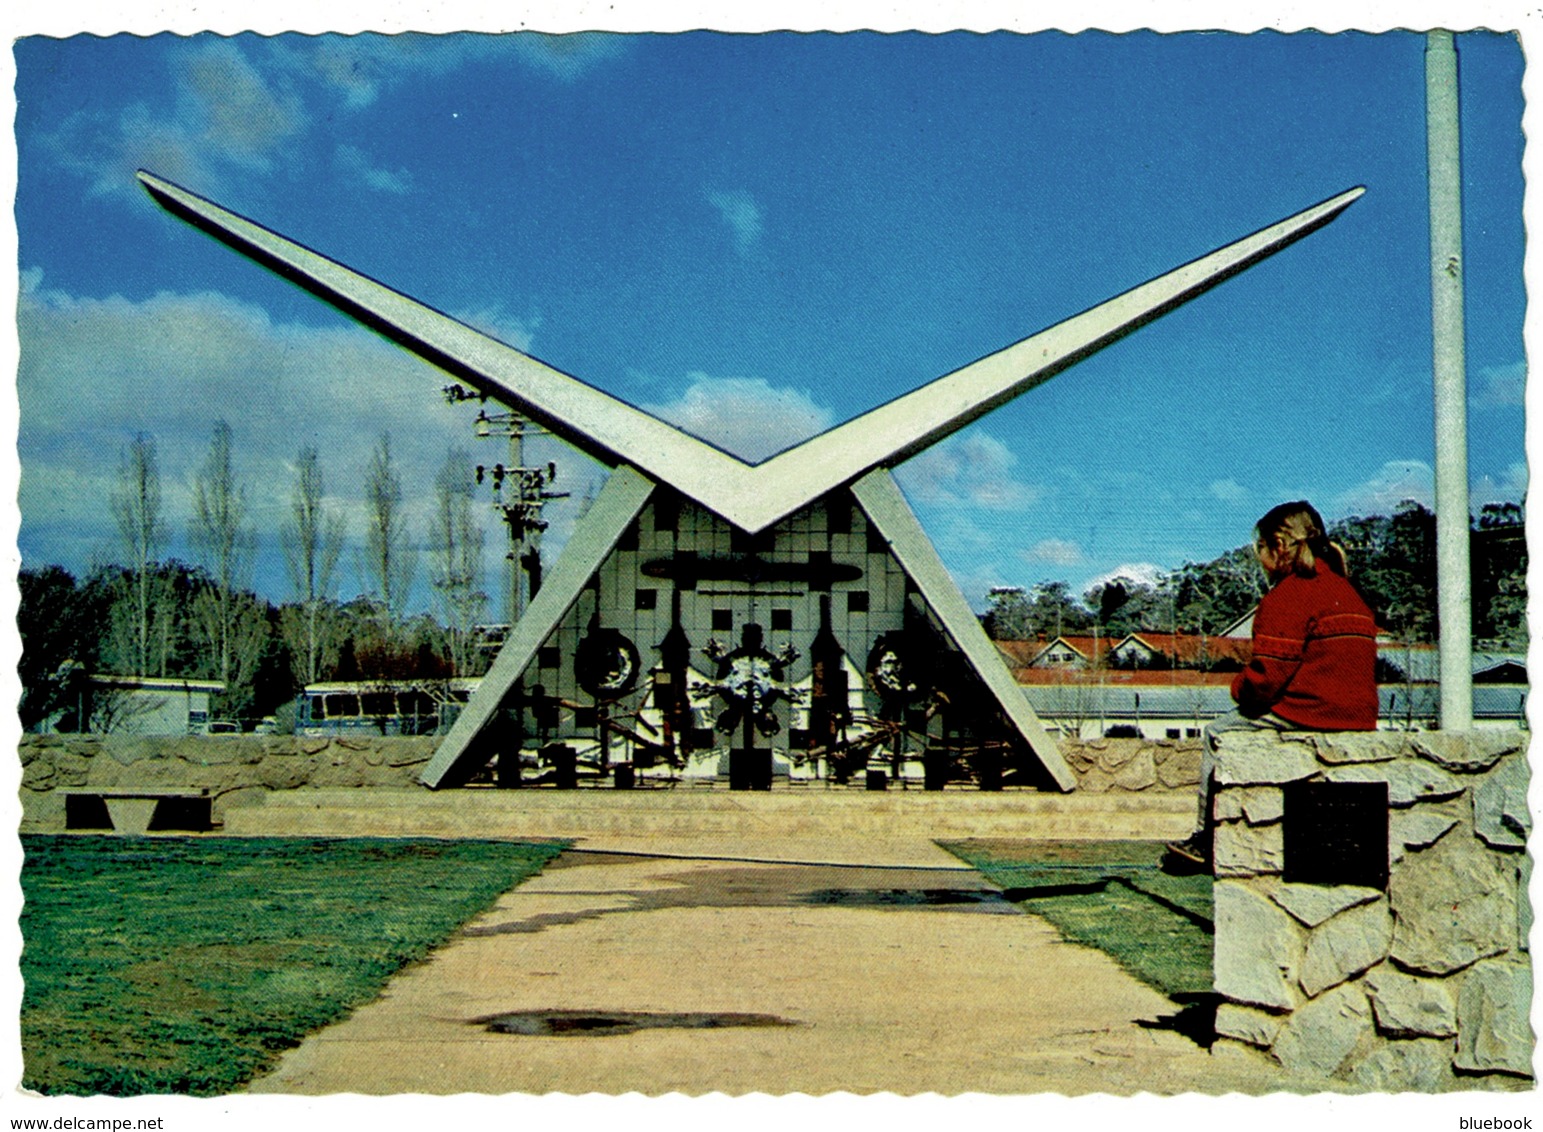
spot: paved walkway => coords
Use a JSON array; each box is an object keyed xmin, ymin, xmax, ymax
[{"xmin": 240, "ymin": 795, "xmax": 1314, "ymax": 1095}]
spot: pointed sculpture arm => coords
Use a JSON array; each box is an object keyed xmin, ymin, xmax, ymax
[
  {"xmin": 136, "ymin": 171, "xmax": 755, "ymax": 488},
  {"xmin": 729, "ymin": 187, "xmax": 1366, "ymax": 530},
  {"xmin": 141, "ymin": 170, "xmax": 1361, "ymax": 534}
]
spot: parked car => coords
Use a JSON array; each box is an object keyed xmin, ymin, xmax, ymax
[{"xmin": 202, "ymin": 720, "xmax": 241, "ymax": 735}]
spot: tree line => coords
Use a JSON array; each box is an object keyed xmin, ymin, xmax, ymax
[
  {"xmin": 20, "ymin": 422, "xmax": 493, "ymax": 732},
  {"xmin": 981, "ymin": 500, "xmax": 1527, "ymax": 657}
]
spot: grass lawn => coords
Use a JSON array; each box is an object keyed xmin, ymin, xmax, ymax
[
  {"xmin": 943, "ymin": 839, "xmax": 1214, "ymax": 999},
  {"xmin": 20, "ymin": 835, "xmax": 567, "ymax": 1096}
]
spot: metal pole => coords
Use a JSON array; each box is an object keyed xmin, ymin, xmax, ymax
[{"xmin": 1426, "ymin": 30, "xmax": 1474, "ymax": 730}]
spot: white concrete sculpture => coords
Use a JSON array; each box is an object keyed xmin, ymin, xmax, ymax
[{"xmin": 140, "ymin": 171, "xmax": 1362, "ymax": 791}]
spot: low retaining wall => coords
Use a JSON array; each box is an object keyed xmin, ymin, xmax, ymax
[
  {"xmin": 19, "ymin": 735, "xmax": 436, "ymax": 830},
  {"xmin": 1209, "ymin": 728, "xmax": 1532, "ymax": 1089},
  {"xmin": 18, "ymin": 734, "xmax": 1199, "ymax": 830}
]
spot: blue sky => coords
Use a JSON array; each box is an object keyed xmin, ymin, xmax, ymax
[{"xmin": 14, "ymin": 30, "xmax": 1527, "ymax": 612}]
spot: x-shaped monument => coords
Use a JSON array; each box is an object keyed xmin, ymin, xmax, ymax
[{"xmin": 140, "ymin": 171, "xmax": 1362, "ymax": 790}]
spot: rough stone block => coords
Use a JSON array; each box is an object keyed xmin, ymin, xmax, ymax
[
  {"xmin": 1364, "ymin": 967, "xmax": 1457, "ymax": 1038},
  {"xmin": 1213, "ymin": 736, "xmax": 1320, "ymax": 786},
  {"xmin": 1271, "ymin": 882, "xmax": 1381, "ymax": 928},
  {"xmin": 1241, "ymin": 787, "xmax": 1285, "ymax": 825},
  {"xmin": 1110, "ymin": 749, "xmax": 1157, "ymax": 791},
  {"xmin": 1313, "ymin": 732, "xmax": 1404, "ymax": 765},
  {"xmin": 1300, "ymin": 898, "xmax": 1393, "ymax": 997},
  {"xmin": 1096, "ymin": 741, "xmax": 1138, "ymax": 771},
  {"xmin": 1390, "ymin": 829, "xmax": 1517, "ymax": 976},
  {"xmin": 1215, "ymin": 820, "xmax": 1284, "ymax": 876},
  {"xmin": 1214, "ymin": 1003, "xmax": 1282, "ymax": 1049},
  {"xmin": 1390, "ymin": 808, "xmax": 1459, "ymax": 862},
  {"xmin": 256, "ymin": 757, "xmax": 313, "ymax": 791},
  {"xmin": 1077, "ymin": 768, "xmax": 1113, "ymax": 793},
  {"xmin": 385, "ymin": 742, "xmax": 436, "ymax": 768},
  {"xmin": 1215, "ymin": 786, "xmax": 1283, "ymax": 824},
  {"xmin": 1214, "ymin": 880, "xmax": 1306, "ymax": 1011},
  {"xmin": 1350, "ymin": 1037, "xmax": 1459, "ymax": 1092},
  {"xmin": 1455, "ymin": 958, "xmax": 1534, "ymax": 1077},
  {"xmin": 1215, "ymin": 790, "xmax": 1246, "ymax": 821},
  {"xmin": 1156, "ymin": 747, "xmax": 1201, "ymax": 788},
  {"xmin": 1326, "ymin": 759, "xmax": 1466, "ymax": 807},
  {"xmin": 1272, "ymin": 982, "xmax": 1373, "ymax": 1079},
  {"xmin": 1413, "ymin": 730, "xmax": 1524, "ymax": 772},
  {"xmin": 1473, "ymin": 755, "xmax": 1530, "ymax": 851}
]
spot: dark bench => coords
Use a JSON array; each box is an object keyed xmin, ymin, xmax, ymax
[{"xmin": 62, "ymin": 788, "xmax": 213, "ymax": 834}]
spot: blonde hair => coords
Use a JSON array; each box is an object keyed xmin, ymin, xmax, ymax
[{"xmin": 1256, "ymin": 501, "xmax": 1349, "ymax": 578}]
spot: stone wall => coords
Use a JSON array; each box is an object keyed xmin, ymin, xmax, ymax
[
  {"xmin": 1209, "ymin": 728, "xmax": 1532, "ymax": 1090},
  {"xmin": 19, "ymin": 734, "xmax": 436, "ymax": 830},
  {"xmin": 1059, "ymin": 736, "xmax": 1201, "ymax": 793},
  {"xmin": 18, "ymin": 733, "xmax": 1199, "ymax": 830}
]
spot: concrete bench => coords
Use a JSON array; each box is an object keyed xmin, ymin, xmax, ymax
[{"xmin": 62, "ymin": 787, "xmax": 213, "ymax": 834}]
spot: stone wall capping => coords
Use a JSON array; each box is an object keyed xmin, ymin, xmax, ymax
[
  {"xmin": 1312, "ymin": 732, "xmax": 1403, "ymax": 765},
  {"xmin": 1214, "ymin": 738, "xmax": 1319, "ymax": 786},
  {"xmin": 1413, "ymin": 731, "xmax": 1524, "ymax": 772}
]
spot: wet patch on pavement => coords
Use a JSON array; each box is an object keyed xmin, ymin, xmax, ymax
[
  {"xmin": 475, "ymin": 1009, "xmax": 801, "ymax": 1037},
  {"xmin": 462, "ymin": 857, "xmax": 1016, "ymax": 936}
]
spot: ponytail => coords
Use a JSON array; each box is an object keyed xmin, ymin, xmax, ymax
[{"xmin": 1256, "ymin": 501, "xmax": 1348, "ymax": 578}]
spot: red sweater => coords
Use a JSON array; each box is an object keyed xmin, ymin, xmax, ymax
[{"xmin": 1231, "ymin": 562, "xmax": 1379, "ymax": 730}]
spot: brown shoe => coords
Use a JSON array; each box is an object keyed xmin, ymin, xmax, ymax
[{"xmin": 1162, "ymin": 832, "xmax": 1211, "ymax": 875}]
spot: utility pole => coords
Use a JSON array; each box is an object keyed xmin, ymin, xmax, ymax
[
  {"xmin": 1426, "ymin": 30, "xmax": 1474, "ymax": 730},
  {"xmin": 443, "ymin": 385, "xmax": 567, "ymax": 631}
]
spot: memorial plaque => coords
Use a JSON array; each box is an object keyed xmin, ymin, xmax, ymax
[{"xmin": 1283, "ymin": 780, "xmax": 1389, "ymax": 889}]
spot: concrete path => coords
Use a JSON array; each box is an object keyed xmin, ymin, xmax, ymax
[{"xmin": 245, "ymin": 824, "xmax": 1305, "ymax": 1096}]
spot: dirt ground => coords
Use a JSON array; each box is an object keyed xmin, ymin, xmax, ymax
[{"xmin": 234, "ymin": 789, "xmax": 1324, "ymax": 1096}]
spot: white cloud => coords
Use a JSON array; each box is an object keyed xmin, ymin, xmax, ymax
[
  {"xmin": 1022, "ymin": 538, "xmax": 1086, "ymax": 567},
  {"xmin": 334, "ymin": 144, "xmax": 413, "ymax": 195},
  {"xmin": 17, "ymin": 276, "xmax": 598, "ymax": 609},
  {"xmin": 452, "ymin": 305, "xmax": 539, "ymax": 353},
  {"xmin": 641, "ymin": 373, "xmax": 832, "ymax": 462},
  {"xmin": 1209, "ymin": 478, "xmax": 1248, "ymax": 504},
  {"xmin": 1472, "ymin": 461, "xmax": 1528, "ymax": 506},
  {"xmin": 1333, "ymin": 460, "xmax": 1435, "ymax": 516},
  {"xmin": 46, "ymin": 41, "xmax": 306, "ymax": 198},
  {"xmin": 707, "ymin": 189, "xmax": 764, "ymax": 253},
  {"xmin": 1081, "ymin": 562, "xmax": 1166, "ymax": 596},
  {"xmin": 895, "ymin": 431, "xmax": 1039, "ymax": 512},
  {"xmin": 1476, "ymin": 361, "xmax": 1525, "ymax": 408},
  {"xmin": 510, "ymin": 33, "xmax": 626, "ymax": 81},
  {"xmin": 181, "ymin": 42, "xmax": 307, "ymax": 168}
]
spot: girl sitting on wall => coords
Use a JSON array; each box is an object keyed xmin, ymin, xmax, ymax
[{"xmin": 1164, "ymin": 500, "xmax": 1378, "ymax": 872}]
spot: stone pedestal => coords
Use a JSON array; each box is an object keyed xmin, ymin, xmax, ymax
[{"xmin": 1209, "ymin": 728, "xmax": 1532, "ymax": 1089}]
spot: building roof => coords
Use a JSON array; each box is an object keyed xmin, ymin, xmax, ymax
[
  {"xmin": 1117, "ymin": 631, "xmax": 1252, "ymax": 666},
  {"xmin": 89, "ymin": 674, "xmax": 225, "ymax": 692}
]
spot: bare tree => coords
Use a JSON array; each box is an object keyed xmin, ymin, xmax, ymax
[
  {"xmin": 280, "ymin": 446, "xmax": 345, "ymax": 684},
  {"xmin": 190, "ymin": 420, "xmax": 256, "ymax": 687},
  {"xmin": 363, "ymin": 433, "xmax": 417, "ymax": 640},
  {"xmin": 428, "ymin": 448, "xmax": 487, "ymax": 676},
  {"xmin": 109, "ymin": 433, "xmax": 170, "ymax": 676}
]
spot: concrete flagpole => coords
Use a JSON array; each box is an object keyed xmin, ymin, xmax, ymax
[{"xmin": 1426, "ymin": 30, "xmax": 1474, "ymax": 730}]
